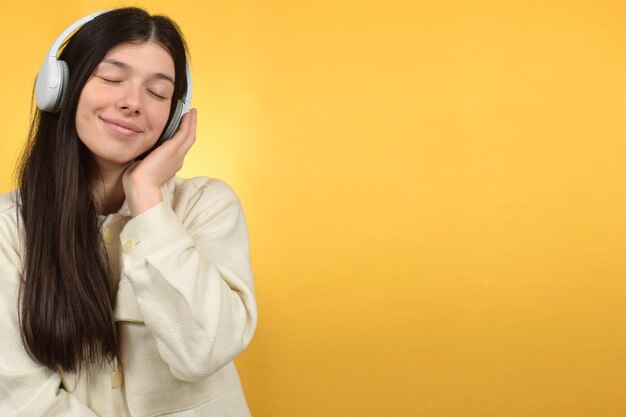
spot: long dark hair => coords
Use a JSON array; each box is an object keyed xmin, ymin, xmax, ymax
[{"xmin": 17, "ymin": 7, "xmax": 189, "ymax": 373}]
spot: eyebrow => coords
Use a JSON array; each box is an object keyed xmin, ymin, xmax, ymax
[{"xmin": 100, "ymin": 59, "xmax": 175, "ymax": 85}]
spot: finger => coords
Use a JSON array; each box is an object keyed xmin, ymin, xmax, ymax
[
  {"xmin": 182, "ymin": 109, "xmax": 197, "ymax": 149},
  {"xmin": 161, "ymin": 111, "xmax": 191, "ymax": 150},
  {"xmin": 182, "ymin": 108, "xmax": 196, "ymax": 135},
  {"xmin": 176, "ymin": 109, "xmax": 197, "ymax": 156}
]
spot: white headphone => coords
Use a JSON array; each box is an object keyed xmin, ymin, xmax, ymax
[{"xmin": 35, "ymin": 10, "xmax": 193, "ymax": 141}]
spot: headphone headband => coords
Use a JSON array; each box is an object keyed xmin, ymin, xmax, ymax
[{"xmin": 45, "ymin": 10, "xmax": 110, "ymax": 58}]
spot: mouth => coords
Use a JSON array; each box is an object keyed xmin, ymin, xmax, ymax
[{"xmin": 99, "ymin": 116, "xmax": 143, "ymax": 137}]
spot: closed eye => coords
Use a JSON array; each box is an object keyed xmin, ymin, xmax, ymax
[
  {"xmin": 99, "ymin": 76, "xmax": 122, "ymax": 84},
  {"xmin": 148, "ymin": 90, "xmax": 167, "ymax": 100}
]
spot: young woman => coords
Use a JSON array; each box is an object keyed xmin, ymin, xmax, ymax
[{"xmin": 0, "ymin": 8, "xmax": 257, "ymax": 416}]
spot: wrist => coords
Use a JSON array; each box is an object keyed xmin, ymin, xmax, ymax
[{"xmin": 127, "ymin": 186, "xmax": 163, "ymax": 217}]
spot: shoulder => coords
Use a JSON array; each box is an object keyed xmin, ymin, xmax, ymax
[
  {"xmin": 0, "ymin": 190, "xmax": 22, "ymax": 268},
  {"xmin": 0, "ymin": 189, "xmax": 19, "ymax": 213},
  {"xmin": 162, "ymin": 176, "xmax": 244, "ymax": 224},
  {"xmin": 168, "ymin": 176, "xmax": 239, "ymax": 202},
  {"xmin": 0, "ymin": 189, "xmax": 20, "ymax": 232},
  {"xmin": 164, "ymin": 176, "xmax": 241, "ymax": 210}
]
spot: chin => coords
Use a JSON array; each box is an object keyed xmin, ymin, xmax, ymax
[
  {"xmin": 94, "ymin": 151, "xmax": 142, "ymax": 168},
  {"xmin": 85, "ymin": 138, "xmax": 158, "ymax": 168}
]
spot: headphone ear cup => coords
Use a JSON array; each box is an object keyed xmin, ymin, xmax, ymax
[
  {"xmin": 54, "ymin": 60, "xmax": 69, "ymax": 113},
  {"xmin": 35, "ymin": 58, "xmax": 69, "ymax": 113},
  {"xmin": 161, "ymin": 99, "xmax": 184, "ymax": 140}
]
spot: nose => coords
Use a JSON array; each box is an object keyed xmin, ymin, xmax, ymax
[{"xmin": 117, "ymin": 83, "xmax": 142, "ymax": 114}]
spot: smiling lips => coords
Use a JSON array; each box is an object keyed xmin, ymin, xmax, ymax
[{"xmin": 99, "ymin": 116, "xmax": 143, "ymax": 137}]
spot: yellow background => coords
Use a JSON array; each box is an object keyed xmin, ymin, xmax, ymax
[{"xmin": 2, "ymin": 0, "xmax": 626, "ymax": 416}]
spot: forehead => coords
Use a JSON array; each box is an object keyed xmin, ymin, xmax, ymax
[{"xmin": 100, "ymin": 41, "xmax": 175, "ymax": 77}]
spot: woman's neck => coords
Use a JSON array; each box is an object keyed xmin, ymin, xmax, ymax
[{"xmin": 92, "ymin": 163, "xmax": 128, "ymax": 215}]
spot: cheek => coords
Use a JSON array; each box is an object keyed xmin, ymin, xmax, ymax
[
  {"xmin": 151, "ymin": 102, "xmax": 173, "ymax": 132},
  {"xmin": 74, "ymin": 100, "xmax": 91, "ymax": 141},
  {"xmin": 74, "ymin": 86, "xmax": 100, "ymax": 131}
]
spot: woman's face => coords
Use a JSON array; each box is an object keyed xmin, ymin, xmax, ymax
[{"xmin": 75, "ymin": 41, "xmax": 176, "ymax": 169}]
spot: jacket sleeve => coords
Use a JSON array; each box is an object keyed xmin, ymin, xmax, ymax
[
  {"xmin": 0, "ymin": 262, "xmax": 99, "ymax": 416},
  {"xmin": 118, "ymin": 180, "xmax": 258, "ymax": 382}
]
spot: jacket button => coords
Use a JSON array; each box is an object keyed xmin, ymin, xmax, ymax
[
  {"xmin": 111, "ymin": 370, "xmax": 124, "ymax": 389},
  {"xmin": 102, "ymin": 227, "xmax": 114, "ymax": 245},
  {"xmin": 122, "ymin": 239, "xmax": 136, "ymax": 254}
]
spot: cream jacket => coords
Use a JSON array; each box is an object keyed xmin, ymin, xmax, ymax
[{"xmin": 0, "ymin": 176, "xmax": 257, "ymax": 417}]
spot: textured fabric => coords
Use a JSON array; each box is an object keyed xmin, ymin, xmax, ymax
[{"xmin": 0, "ymin": 176, "xmax": 257, "ymax": 417}]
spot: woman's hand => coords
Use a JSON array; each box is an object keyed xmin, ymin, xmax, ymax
[{"xmin": 123, "ymin": 108, "xmax": 198, "ymax": 217}]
